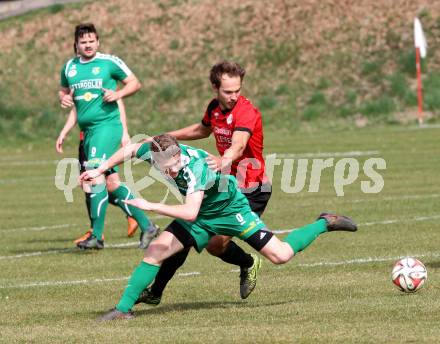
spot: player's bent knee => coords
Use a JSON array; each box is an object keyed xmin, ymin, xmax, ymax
[
  {"xmin": 267, "ymin": 253, "xmax": 290, "ymax": 265},
  {"xmin": 143, "ymin": 242, "xmax": 171, "ymax": 264},
  {"xmin": 275, "ymin": 254, "xmax": 291, "ymax": 264},
  {"xmin": 206, "ymin": 236, "xmax": 231, "ymax": 256},
  {"xmin": 105, "ymin": 174, "xmax": 120, "ymax": 192},
  {"xmin": 105, "ymin": 180, "xmax": 119, "ymax": 192},
  {"xmin": 260, "ymin": 241, "xmax": 293, "ymax": 265},
  {"xmin": 206, "ymin": 245, "xmax": 224, "ymax": 256}
]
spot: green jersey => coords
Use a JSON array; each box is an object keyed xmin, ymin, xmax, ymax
[
  {"xmin": 136, "ymin": 143, "xmax": 248, "ymax": 217},
  {"xmin": 60, "ymin": 53, "xmax": 132, "ymax": 130},
  {"xmin": 135, "ymin": 142, "xmax": 266, "ymax": 251}
]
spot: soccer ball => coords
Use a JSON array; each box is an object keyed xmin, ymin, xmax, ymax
[{"xmin": 391, "ymin": 257, "xmax": 427, "ymax": 293}]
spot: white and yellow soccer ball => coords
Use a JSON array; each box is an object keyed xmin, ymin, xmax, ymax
[{"xmin": 392, "ymin": 257, "xmax": 427, "ymax": 293}]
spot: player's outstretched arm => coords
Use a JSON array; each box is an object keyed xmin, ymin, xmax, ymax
[
  {"xmin": 167, "ymin": 123, "xmax": 212, "ymax": 141},
  {"xmin": 205, "ymin": 153, "xmax": 221, "ymax": 171},
  {"xmin": 208, "ymin": 130, "xmax": 250, "ymax": 172},
  {"xmin": 222, "ymin": 130, "xmax": 250, "ymax": 162},
  {"xmin": 56, "ymin": 107, "xmax": 77, "ymax": 153},
  {"xmin": 124, "ymin": 190, "xmax": 204, "ymax": 222}
]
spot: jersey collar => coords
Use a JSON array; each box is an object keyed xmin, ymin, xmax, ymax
[
  {"xmin": 180, "ymin": 153, "xmax": 190, "ymax": 167},
  {"xmin": 79, "ymin": 52, "xmax": 100, "ymax": 64}
]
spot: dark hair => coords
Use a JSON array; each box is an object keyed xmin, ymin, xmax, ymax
[
  {"xmin": 74, "ymin": 23, "xmax": 99, "ymax": 45},
  {"xmin": 209, "ymin": 61, "xmax": 246, "ymax": 88},
  {"xmin": 151, "ymin": 134, "xmax": 180, "ymax": 153}
]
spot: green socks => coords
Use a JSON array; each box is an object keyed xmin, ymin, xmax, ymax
[
  {"xmin": 109, "ymin": 184, "xmax": 152, "ymax": 232},
  {"xmin": 84, "ymin": 189, "xmax": 118, "ymax": 229},
  {"xmin": 283, "ymin": 219, "xmax": 327, "ymax": 254},
  {"xmin": 87, "ymin": 183, "xmax": 154, "ymax": 241},
  {"xmin": 90, "ymin": 184, "xmax": 108, "ymax": 240},
  {"xmin": 116, "ymin": 261, "xmax": 160, "ymax": 313}
]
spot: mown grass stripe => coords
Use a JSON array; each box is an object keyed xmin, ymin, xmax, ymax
[{"xmin": 3, "ymin": 252, "xmax": 438, "ymax": 289}]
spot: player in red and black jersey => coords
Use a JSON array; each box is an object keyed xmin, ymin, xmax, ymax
[
  {"xmin": 137, "ymin": 61, "xmax": 271, "ymax": 304},
  {"xmin": 200, "ymin": 94, "xmax": 270, "ymax": 212}
]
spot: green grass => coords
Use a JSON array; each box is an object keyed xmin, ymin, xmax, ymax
[{"xmin": 1, "ymin": 126, "xmax": 440, "ymax": 342}]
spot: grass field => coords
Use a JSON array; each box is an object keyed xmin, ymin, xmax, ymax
[{"xmin": 1, "ymin": 126, "xmax": 440, "ymax": 343}]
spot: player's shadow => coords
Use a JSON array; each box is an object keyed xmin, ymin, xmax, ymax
[
  {"xmin": 134, "ymin": 300, "xmax": 292, "ymax": 316},
  {"xmin": 8, "ymin": 247, "xmax": 77, "ymax": 255},
  {"xmin": 8, "ymin": 246, "xmax": 105, "ymax": 255},
  {"xmin": 10, "ymin": 241, "xmax": 140, "ymax": 255},
  {"xmin": 91, "ymin": 300, "xmax": 292, "ymax": 319}
]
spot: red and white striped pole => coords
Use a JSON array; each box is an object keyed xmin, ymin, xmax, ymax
[{"xmin": 414, "ymin": 18, "xmax": 427, "ymax": 125}]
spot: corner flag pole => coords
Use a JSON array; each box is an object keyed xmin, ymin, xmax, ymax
[
  {"xmin": 415, "ymin": 46, "xmax": 423, "ymax": 124},
  {"xmin": 414, "ymin": 18, "xmax": 427, "ymax": 125}
]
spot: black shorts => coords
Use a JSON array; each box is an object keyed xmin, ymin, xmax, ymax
[
  {"xmin": 78, "ymin": 140, "xmax": 87, "ymax": 174},
  {"xmin": 241, "ymin": 183, "xmax": 272, "ymax": 216},
  {"xmin": 166, "ymin": 220, "xmax": 273, "ymax": 252},
  {"xmin": 165, "ymin": 184, "xmax": 272, "ymax": 251},
  {"xmin": 244, "ymin": 228, "xmax": 274, "ymax": 251}
]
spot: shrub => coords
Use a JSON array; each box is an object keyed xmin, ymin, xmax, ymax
[{"xmin": 360, "ymin": 96, "xmax": 396, "ymax": 117}]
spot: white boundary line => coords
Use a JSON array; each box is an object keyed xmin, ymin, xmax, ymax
[
  {"xmin": 283, "ymin": 193, "xmax": 440, "ymax": 208},
  {"xmin": 272, "ymin": 214, "xmax": 440, "ymax": 234},
  {"xmin": 0, "ymin": 150, "xmax": 380, "ymax": 168},
  {"xmin": 2, "ymin": 214, "xmax": 440, "ymax": 261},
  {"xmin": 296, "ymin": 255, "xmax": 424, "ymax": 268},
  {"xmin": 361, "ymin": 214, "xmax": 440, "ymax": 227},
  {"xmin": 0, "ymin": 277, "xmax": 130, "ymax": 289},
  {"xmin": 1, "ymin": 215, "xmax": 167, "ymax": 233},
  {"xmin": 0, "ymin": 242, "xmax": 141, "ymax": 260},
  {"xmin": 0, "ymin": 176, "xmax": 55, "ymax": 184},
  {"xmin": 3, "ymin": 193, "xmax": 439, "ymax": 234},
  {"xmin": 269, "ymin": 150, "xmax": 380, "ymax": 158},
  {"xmin": 350, "ymin": 193, "xmax": 440, "ymax": 204},
  {"xmin": 0, "ymin": 160, "xmax": 59, "ymax": 167},
  {"xmin": 2, "ymin": 252, "xmax": 438, "ymax": 290},
  {"xmin": 2, "ymin": 224, "xmax": 75, "ymax": 233}
]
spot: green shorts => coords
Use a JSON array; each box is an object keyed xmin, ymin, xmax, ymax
[
  {"xmin": 176, "ymin": 204, "xmax": 266, "ymax": 252},
  {"xmin": 83, "ymin": 123, "xmax": 122, "ymax": 174}
]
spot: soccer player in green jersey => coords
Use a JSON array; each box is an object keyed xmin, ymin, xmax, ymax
[
  {"xmin": 58, "ymin": 23, "xmax": 158, "ymax": 250},
  {"xmin": 80, "ymin": 134, "xmax": 358, "ymax": 321},
  {"xmin": 56, "ymin": 101, "xmax": 140, "ymax": 242}
]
